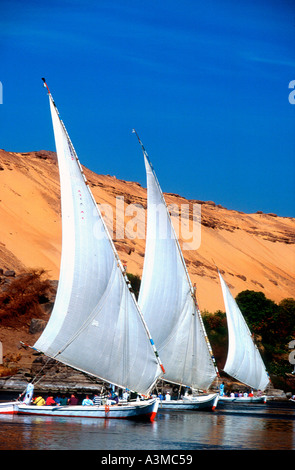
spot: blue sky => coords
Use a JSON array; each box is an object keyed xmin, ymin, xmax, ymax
[{"xmin": 1, "ymin": 0, "xmax": 294, "ymax": 216}]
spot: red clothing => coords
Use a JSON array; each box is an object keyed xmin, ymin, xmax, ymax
[{"xmin": 45, "ymin": 396, "xmax": 56, "ymax": 406}]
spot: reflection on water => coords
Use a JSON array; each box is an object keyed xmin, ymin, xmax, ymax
[{"xmin": 0, "ymin": 402, "xmax": 294, "ymax": 450}]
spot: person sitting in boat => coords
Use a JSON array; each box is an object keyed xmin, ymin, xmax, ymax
[
  {"xmin": 68, "ymin": 393, "xmax": 79, "ymax": 405},
  {"xmin": 219, "ymin": 382, "xmax": 225, "ymax": 396},
  {"xmin": 113, "ymin": 393, "xmax": 119, "ymax": 404},
  {"xmin": 45, "ymin": 394, "xmax": 57, "ymax": 406},
  {"xmin": 248, "ymin": 390, "xmax": 254, "ymax": 397},
  {"xmin": 59, "ymin": 394, "xmax": 68, "ymax": 406},
  {"xmin": 93, "ymin": 393, "xmax": 102, "ymax": 405},
  {"xmin": 122, "ymin": 389, "xmax": 129, "ymax": 402},
  {"xmin": 82, "ymin": 395, "xmax": 94, "ymax": 406},
  {"xmin": 165, "ymin": 392, "xmax": 171, "ymax": 401},
  {"xmin": 34, "ymin": 395, "xmax": 45, "ymax": 406},
  {"xmin": 23, "ymin": 382, "xmax": 34, "ymax": 404},
  {"xmin": 107, "ymin": 390, "xmax": 119, "ymax": 405},
  {"xmin": 54, "ymin": 394, "xmax": 62, "ymax": 405}
]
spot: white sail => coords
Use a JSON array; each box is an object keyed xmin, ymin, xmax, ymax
[
  {"xmin": 134, "ymin": 131, "xmax": 217, "ymax": 390},
  {"xmin": 219, "ymin": 271, "xmax": 269, "ymax": 391},
  {"xmin": 34, "ymin": 84, "xmax": 163, "ymax": 395}
]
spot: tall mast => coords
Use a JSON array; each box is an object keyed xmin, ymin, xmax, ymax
[
  {"xmin": 35, "ymin": 80, "xmax": 165, "ymax": 391},
  {"xmin": 133, "ymin": 129, "xmax": 219, "ymax": 385}
]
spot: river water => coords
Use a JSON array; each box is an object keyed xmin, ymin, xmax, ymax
[{"xmin": 0, "ymin": 401, "xmax": 294, "ymax": 452}]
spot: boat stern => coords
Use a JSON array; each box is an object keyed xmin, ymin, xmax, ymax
[
  {"xmin": 0, "ymin": 401, "xmax": 19, "ymax": 414},
  {"xmin": 212, "ymin": 394, "xmax": 219, "ymax": 411},
  {"xmin": 148, "ymin": 398, "xmax": 159, "ymax": 422}
]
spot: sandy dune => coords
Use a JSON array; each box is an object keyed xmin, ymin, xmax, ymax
[{"xmin": 0, "ymin": 148, "xmax": 294, "ymax": 312}]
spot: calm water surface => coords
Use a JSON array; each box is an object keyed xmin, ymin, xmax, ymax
[{"xmin": 0, "ymin": 401, "xmax": 294, "ymax": 451}]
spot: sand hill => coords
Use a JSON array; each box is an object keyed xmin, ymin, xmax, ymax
[{"xmin": 0, "ymin": 148, "xmax": 294, "ymax": 312}]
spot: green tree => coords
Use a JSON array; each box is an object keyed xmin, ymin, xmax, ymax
[
  {"xmin": 235, "ymin": 290, "xmax": 278, "ymax": 344},
  {"xmin": 202, "ymin": 310, "xmax": 228, "ymax": 369},
  {"xmin": 277, "ymin": 298, "xmax": 295, "ymax": 343},
  {"xmin": 203, "ymin": 291, "xmax": 295, "ymax": 377}
]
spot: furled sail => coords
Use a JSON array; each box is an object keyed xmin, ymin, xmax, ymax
[
  {"xmin": 133, "ymin": 130, "xmax": 218, "ymax": 390},
  {"xmin": 218, "ymin": 271, "xmax": 269, "ymax": 391},
  {"xmin": 34, "ymin": 81, "xmax": 163, "ymax": 394}
]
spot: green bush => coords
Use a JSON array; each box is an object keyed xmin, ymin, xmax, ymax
[{"xmin": 202, "ymin": 290, "xmax": 295, "ymax": 377}]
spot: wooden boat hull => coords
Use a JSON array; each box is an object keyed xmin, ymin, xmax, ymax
[
  {"xmin": 159, "ymin": 393, "xmax": 219, "ymax": 410},
  {"xmin": 17, "ymin": 398, "xmax": 159, "ymax": 421},
  {"xmin": 0, "ymin": 401, "xmax": 20, "ymax": 414},
  {"xmin": 218, "ymin": 395, "xmax": 267, "ymax": 404}
]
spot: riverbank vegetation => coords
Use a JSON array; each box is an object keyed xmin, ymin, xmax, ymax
[{"xmin": 202, "ymin": 291, "xmax": 295, "ymax": 377}]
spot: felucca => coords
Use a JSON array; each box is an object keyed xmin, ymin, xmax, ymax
[
  {"xmin": 133, "ymin": 130, "xmax": 219, "ymax": 411},
  {"xmin": 217, "ymin": 270, "xmax": 270, "ymax": 403},
  {"xmin": 4, "ymin": 80, "xmax": 165, "ymax": 420}
]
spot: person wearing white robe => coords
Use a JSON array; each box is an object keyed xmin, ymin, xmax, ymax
[{"xmin": 23, "ymin": 382, "xmax": 34, "ymax": 404}]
